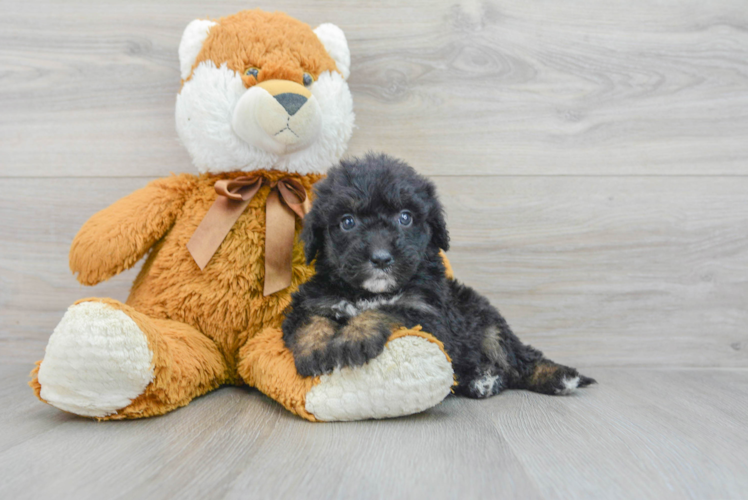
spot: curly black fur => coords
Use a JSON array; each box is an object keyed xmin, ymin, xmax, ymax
[{"xmin": 283, "ymin": 153, "xmax": 596, "ymax": 397}]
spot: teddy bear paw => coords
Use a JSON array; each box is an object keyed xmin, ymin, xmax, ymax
[
  {"xmin": 304, "ymin": 334, "xmax": 454, "ymax": 421},
  {"xmin": 37, "ymin": 301, "xmax": 154, "ymax": 417}
]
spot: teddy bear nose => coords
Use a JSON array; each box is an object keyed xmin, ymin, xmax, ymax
[
  {"xmin": 370, "ymin": 250, "xmax": 394, "ymax": 269},
  {"xmin": 274, "ymin": 93, "xmax": 307, "ymax": 116}
]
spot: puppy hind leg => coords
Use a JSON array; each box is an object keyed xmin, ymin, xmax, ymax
[
  {"xmin": 480, "ymin": 325, "xmax": 595, "ymax": 396},
  {"xmin": 454, "ymin": 326, "xmax": 515, "ymax": 399}
]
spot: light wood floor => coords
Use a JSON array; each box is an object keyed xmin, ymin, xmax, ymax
[
  {"xmin": 1, "ymin": 363, "xmax": 747, "ymax": 500},
  {"xmin": 1, "ymin": 0, "xmax": 747, "ymax": 498}
]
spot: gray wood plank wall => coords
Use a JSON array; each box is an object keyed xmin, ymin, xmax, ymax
[{"xmin": 2, "ymin": 0, "xmax": 745, "ymax": 368}]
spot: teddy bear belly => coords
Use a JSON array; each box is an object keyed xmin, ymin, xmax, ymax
[{"xmin": 125, "ymin": 219, "xmax": 312, "ymax": 366}]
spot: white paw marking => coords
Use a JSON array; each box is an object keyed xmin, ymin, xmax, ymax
[
  {"xmin": 470, "ymin": 372, "xmax": 501, "ymax": 398},
  {"xmin": 37, "ymin": 302, "xmax": 154, "ymax": 417},
  {"xmin": 556, "ymin": 375, "xmax": 580, "ymax": 395}
]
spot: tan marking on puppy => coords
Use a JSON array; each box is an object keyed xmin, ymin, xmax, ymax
[
  {"xmin": 482, "ymin": 327, "xmax": 511, "ymax": 372},
  {"xmin": 295, "ymin": 316, "xmax": 337, "ymax": 357},
  {"xmin": 339, "ymin": 310, "xmax": 400, "ymax": 343},
  {"xmin": 529, "ymin": 361, "xmax": 561, "ymax": 385}
]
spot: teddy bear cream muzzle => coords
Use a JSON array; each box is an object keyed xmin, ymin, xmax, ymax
[{"xmin": 232, "ymin": 79, "xmax": 322, "ymax": 155}]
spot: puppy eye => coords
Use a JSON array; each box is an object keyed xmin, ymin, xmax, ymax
[
  {"xmin": 399, "ymin": 210, "xmax": 413, "ymax": 226},
  {"xmin": 303, "ymin": 73, "xmax": 314, "ymax": 87},
  {"xmin": 244, "ymin": 67, "xmax": 260, "ymax": 79},
  {"xmin": 340, "ymin": 214, "xmax": 356, "ymax": 231}
]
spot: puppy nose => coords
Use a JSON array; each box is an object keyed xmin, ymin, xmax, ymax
[
  {"xmin": 274, "ymin": 93, "xmax": 307, "ymax": 116},
  {"xmin": 370, "ymin": 250, "xmax": 394, "ymax": 269}
]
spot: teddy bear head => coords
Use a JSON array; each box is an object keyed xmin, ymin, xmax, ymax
[{"xmin": 176, "ymin": 10, "xmax": 355, "ymax": 175}]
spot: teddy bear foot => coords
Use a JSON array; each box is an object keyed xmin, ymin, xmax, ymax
[
  {"xmin": 36, "ymin": 301, "xmax": 154, "ymax": 417},
  {"xmin": 304, "ymin": 331, "xmax": 455, "ymax": 421}
]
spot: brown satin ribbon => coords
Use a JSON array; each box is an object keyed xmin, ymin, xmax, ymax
[{"xmin": 186, "ymin": 175, "xmax": 311, "ymax": 296}]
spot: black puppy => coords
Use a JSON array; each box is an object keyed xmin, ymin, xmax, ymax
[{"xmin": 283, "ymin": 153, "xmax": 595, "ymax": 398}]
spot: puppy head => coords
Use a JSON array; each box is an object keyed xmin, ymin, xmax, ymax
[{"xmin": 303, "ymin": 153, "xmax": 449, "ymax": 294}]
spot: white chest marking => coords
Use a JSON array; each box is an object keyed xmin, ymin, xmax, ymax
[
  {"xmin": 470, "ymin": 372, "xmax": 502, "ymax": 398},
  {"xmin": 330, "ymin": 294, "xmax": 403, "ymax": 319}
]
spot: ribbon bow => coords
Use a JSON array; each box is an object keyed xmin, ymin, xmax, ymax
[{"xmin": 186, "ymin": 175, "xmax": 311, "ymax": 296}]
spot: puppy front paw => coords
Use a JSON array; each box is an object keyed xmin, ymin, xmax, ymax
[
  {"xmin": 329, "ymin": 311, "xmax": 398, "ymax": 369},
  {"xmin": 289, "ymin": 316, "xmax": 339, "ymax": 377}
]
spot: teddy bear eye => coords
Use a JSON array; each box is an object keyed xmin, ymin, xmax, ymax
[
  {"xmin": 398, "ymin": 210, "xmax": 413, "ymax": 226},
  {"xmin": 340, "ymin": 214, "xmax": 356, "ymax": 231},
  {"xmin": 244, "ymin": 67, "xmax": 259, "ymax": 78},
  {"xmin": 303, "ymin": 73, "xmax": 314, "ymax": 87}
]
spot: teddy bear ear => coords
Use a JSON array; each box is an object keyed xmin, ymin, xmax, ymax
[
  {"xmin": 179, "ymin": 19, "xmax": 217, "ymax": 80},
  {"xmin": 314, "ymin": 23, "xmax": 350, "ymax": 80}
]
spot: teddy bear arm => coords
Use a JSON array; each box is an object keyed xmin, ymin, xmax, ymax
[
  {"xmin": 239, "ymin": 326, "xmax": 455, "ymax": 422},
  {"xmin": 70, "ymin": 175, "xmax": 193, "ymax": 286}
]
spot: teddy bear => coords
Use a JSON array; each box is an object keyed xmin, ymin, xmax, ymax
[{"xmin": 29, "ymin": 9, "xmax": 455, "ymax": 422}]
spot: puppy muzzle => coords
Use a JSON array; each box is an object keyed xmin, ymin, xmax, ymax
[
  {"xmin": 361, "ymin": 267, "xmax": 398, "ymax": 294},
  {"xmin": 232, "ymin": 79, "xmax": 322, "ymax": 156}
]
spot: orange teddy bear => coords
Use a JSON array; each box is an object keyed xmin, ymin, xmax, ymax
[{"xmin": 30, "ymin": 10, "xmax": 454, "ymax": 422}]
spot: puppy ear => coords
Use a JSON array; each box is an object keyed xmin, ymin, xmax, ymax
[
  {"xmin": 429, "ymin": 206, "xmax": 450, "ymax": 252},
  {"xmin": 427, "ymin": 186, "xmax": 450, "ymax": 251},
  {"xmin": 301, "ymin": 209, "xmax": 325, "ymax": 265}
]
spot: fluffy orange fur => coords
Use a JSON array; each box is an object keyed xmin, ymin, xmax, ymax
[
  {"xmin": 188, "ymin": 10, "xmax": 339, "ymax": 87},
  {"xmin": 74, "ymin": 171, "xmax": 320, "ymax": 374},
  {"xmin": 34, "ymin": 171, "xmax": 320, "ymax": 419}
]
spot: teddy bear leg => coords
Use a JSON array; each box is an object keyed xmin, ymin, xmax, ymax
[
  {"xmin": 30, "ymin": 298, "xmax": 229, "ymax": 420},
  {"xmin": 238, "ymin": 326, "xmax": 454, "ymax": 422}
]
